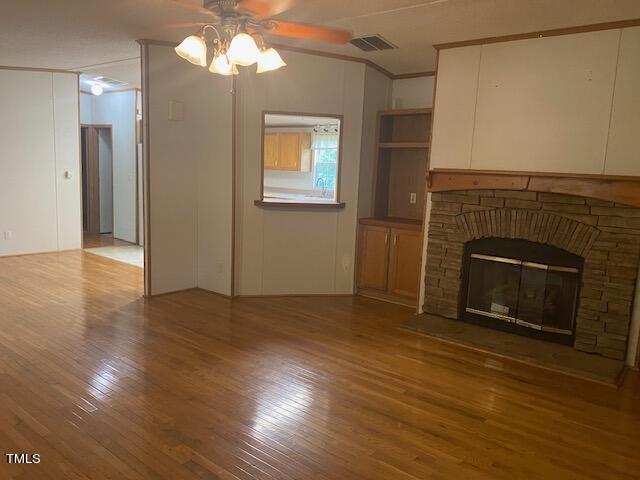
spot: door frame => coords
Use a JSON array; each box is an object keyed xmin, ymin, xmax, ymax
[{"xmin": 80, "ymin": 124, "xmax": 113, "ymax": 245}]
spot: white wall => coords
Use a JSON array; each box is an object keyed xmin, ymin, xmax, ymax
[
  {"xmin": 80, "ymin": 92, "xmax": 93, "ymax": 124},
  {"xmin": 235, "ymin": 50, "xmax": 365, "ymax": 295},
  {"xmin": 605, "ymin": 26, "xmax": 640, "ymax": 175},
  {"xmin": 81, "ymin": 91, "xmax": 138, "ymax": 243},
  {"xmin": 194, "ymin": 66, "xmax": 234, "ymax": 296},
  {"xmin": 98, "ymin": 129, "xmax": 113, "ymax": 233},
  {"xmin": 430, "ymin": 46, "xmax": 482, "ymax": 170},
  {"xmin": 0, "ymin": 70, "xmax": 81, "ymax": 257},
  {"xmin": 136, "ymin": 91, "xmax": 144, "ymax": 246},
  {"xmin": 391, "ymin": 76, "xmax": 434, "ymax": 109},
  {"xmin": 430, "ymin": 26, "xmax": 640, "ymax": 176},
  {"xmin": 141, "ymin": 47, "xmax": 429, "ymax": 297},
  {"xmin": 143, "ymin": 44, "xmax": 233, "ymax": 296},
  {"xmin": 264, "ymin": 170, "xmax": 315, "ymax": 191}
]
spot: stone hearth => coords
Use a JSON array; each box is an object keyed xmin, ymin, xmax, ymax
[{"xmin": 423, "ymin": 190, "xmax": 640, "ymax": 360}]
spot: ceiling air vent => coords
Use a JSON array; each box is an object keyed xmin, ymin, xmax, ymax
[{"xmin": 350, "ymin": 35, "xmax": 397, "ymax": 52}]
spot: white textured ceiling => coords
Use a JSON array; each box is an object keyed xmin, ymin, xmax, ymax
[{"xmin": 0, "ymin": 0, "xmax": 639, "ymax": 76}]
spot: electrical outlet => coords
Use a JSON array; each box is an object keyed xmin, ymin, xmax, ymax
[{"xmin": 409, "ymin": 193, "xmax": 417, "ymax": 204}]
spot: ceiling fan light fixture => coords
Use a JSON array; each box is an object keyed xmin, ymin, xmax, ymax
[
  {"xmin": 175, "ymin": 35, "xmax": 208, "ymax": 67},
  {"xmin": 256, "ymin": 47, "xmax": 286, "ymax": 74},
  {"xmin": 209, "ymin": 52, "xmax": 239, "ymax": 76},
  {"xmin": 227, "ymin": 33, "xmax": 261, "ymax": 66}
]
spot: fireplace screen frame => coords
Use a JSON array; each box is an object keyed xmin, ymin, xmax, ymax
[{"xmin": 459, "ymin": 238, "xmax": 584, "ymax": 346}]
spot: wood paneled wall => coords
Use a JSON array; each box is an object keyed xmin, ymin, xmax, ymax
[
  {"xmin": 235, "ymin": 51, "xmax": 367, "ymax": 295},
  {"xmin": 430, "ymin": 26, "xmax": 640, "ymax": 176},
  {"xmin": 0, "ymin": 70, "xmax": 80, "ymax": 257},
  {"xmin": 142, "ymin": 44, "xmax": 234, "ymax": 296}
]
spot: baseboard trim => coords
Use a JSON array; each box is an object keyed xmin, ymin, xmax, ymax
[
  {"xmin": 0, "ymin": 248, "xmax": 81, "ymax": 259},
  {"xmin": 146, "ymin": 288, "xmax": 353, "ymax": 300},
  {"xmin": 237, "ymin": 293, "xmax": 355, "ymax": 299},
  {"xmin": 146, "ymin": 287, "xmax": 199, "ymax": 298},
  {"xmin": 197, "ymin": 287, "xmax": 233, "ymax": 300},
  {"xmin": 357, "ymin": 289, "xmax": 416, "ymax": 308}
]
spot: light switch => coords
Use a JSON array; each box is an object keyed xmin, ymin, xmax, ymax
[
  {"xmin": 410, "ymin": 192, "xmax": 417, "ymax": 204},
  {"xmin": 168, "ymin": 100, "xmax": 184, "ymax": 121}
]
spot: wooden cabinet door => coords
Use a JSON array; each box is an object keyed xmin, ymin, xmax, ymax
[
  {"xmin": 357, "ymin": 225, "xmax": 390, "ymax": 291},
  {"xmin": 264, "ymin": 133, "xmax": 279, "ymax": 170},
  {"xmin": 387, "ymin": 228, "xmax": 422, "ymax": 299},
  {"xmin": 278, "ymin": 133, "xmax": 301, "ymax": 170}
]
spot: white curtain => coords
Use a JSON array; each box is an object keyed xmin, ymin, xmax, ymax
[{"xmin": 312, "ymin": 132, "xmax": 339, "ymax": 150}]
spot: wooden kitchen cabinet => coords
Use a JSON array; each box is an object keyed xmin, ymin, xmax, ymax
[
  {"xmin": 278, "ymin": 132, "xmax": 301, "ymax": 170},
  {"xmin": 356, "ymin": 218, "xmax": 423, "ymax": 306},
  {"xmin": 388, "ymin": 228, "xmax": 422, "ymax": 298},
  {"xmin": 264, "ymin": 133, "xmax": 279, "ymax": 169},
  {"xmin": 263, "ymin": 132, "xmax": 312, "ymax": 172},
  {"xmin": 357, "ymin": 224, "xmax": 390, "ymax": 291}
]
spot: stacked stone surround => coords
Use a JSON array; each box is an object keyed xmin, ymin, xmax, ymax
[{"xmin": 423, "ymin": 189, "xmax": 640, "ymax": 360}]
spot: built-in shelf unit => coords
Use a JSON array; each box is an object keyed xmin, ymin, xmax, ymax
[
  {"xmin": 356, "ymin": 108, "xmax": 432, "ymax": 307},
  {"xmin": 373, "ymin": 108, "xmax": 432, "ymax": 221}
]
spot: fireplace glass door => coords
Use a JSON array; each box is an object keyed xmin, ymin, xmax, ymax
[
  {"xmin": 466, "ymin": 254, "xmax": 521, "ymax": 321},
  {"xmin": 462, "ymin": 239, "xmax": 582, "ymax": 343}
]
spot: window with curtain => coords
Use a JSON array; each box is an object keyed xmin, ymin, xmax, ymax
[
  {"xmin": 261, "ymin": 113, "xmax": 342, "ymax": 206},
  {"xmin": 312, "ymin": 131, "xmax": 339, "ymax": 198}
]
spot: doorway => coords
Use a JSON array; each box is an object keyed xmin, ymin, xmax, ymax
[
  {"xmin": 80, "ymin": 124, "xmax": 142, "ymax": 267},
  {"xmin": 81, "ymin": 125, "xmax": 113, "ymax": 245}
]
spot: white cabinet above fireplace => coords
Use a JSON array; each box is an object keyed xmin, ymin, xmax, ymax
[{"xmin": 430, "ymin": 25, "xmax": 640, "ymax": 177}]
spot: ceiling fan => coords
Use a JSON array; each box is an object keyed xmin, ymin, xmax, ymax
[{"xmin": 171, "ymin": 0, "xmax": 353, "ymax": 75}]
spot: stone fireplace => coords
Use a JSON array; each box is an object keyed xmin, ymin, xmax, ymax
[{"xmin": 423, "ymin": 190, "xmax": 640, "ymax": 361}]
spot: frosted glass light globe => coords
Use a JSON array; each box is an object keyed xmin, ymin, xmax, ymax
[
  {"xmin": 227, "ymin": 33, "xmax": 260, "ymax": 66},
  {"xmin": 175, "ymin": 35, "xmax": 207, "ymax": 67},
  {"xmin": 257, "ymin": 48, "xmax": 286, "ymax": 73}
]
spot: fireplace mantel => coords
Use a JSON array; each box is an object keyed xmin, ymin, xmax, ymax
[{"xmin": 428, "ymin": 169, "xmax": 640, "ymax": 208}]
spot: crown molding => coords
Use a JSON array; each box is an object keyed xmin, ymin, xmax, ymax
[
  {"xmin": 392, "ymin": 71, "xmax": 436, "ymax": 80},
  {"xmin": 0, "ymin": 65, "xmax": 80, "ymax": 75},
  {"xmin": 434, "ymin": 18, "xmax": 640, "ymax": 50}
]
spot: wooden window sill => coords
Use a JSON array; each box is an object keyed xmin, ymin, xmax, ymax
[{"xmin": 254, "ymin": 199, "xmax": 346, "ymax": 209}]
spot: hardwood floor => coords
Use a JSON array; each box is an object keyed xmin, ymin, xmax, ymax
[
  {"xmin": 83, "ymin": 232, "xmax": 135, "ymax": 249},
  {"xmin": 0, "ymin": 251, "xmax": 639, "ymax": 479}
]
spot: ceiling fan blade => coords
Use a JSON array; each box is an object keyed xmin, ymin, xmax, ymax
[
  {"xmin": 237, "ymin": 0, "xmax": 300, "ymax": 18},
  {"xmin": 170, "ymin": 0, "xmax": 218, "ymax": 19},
  {"xmin": 265, "ymin": 20, "xmax": 352, "ymax": 44}
]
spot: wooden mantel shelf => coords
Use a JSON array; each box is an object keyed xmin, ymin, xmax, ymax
[{"xmin": 427, "ymin": 169, "xmax": 640, "ymax": 208}]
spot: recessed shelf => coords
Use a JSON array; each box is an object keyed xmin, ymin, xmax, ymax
[
  {"xmin": 378, "ymin": 142, "xmax": 430, "ymax": 149},
  {"xmin": 254, "ymin": 199, "xmax": 346, "ymax": 209}
]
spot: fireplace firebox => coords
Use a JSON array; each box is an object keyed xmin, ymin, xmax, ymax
[{"xmin": 460, "ymin": 238, "xmax": 583, "ymax": 345}]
